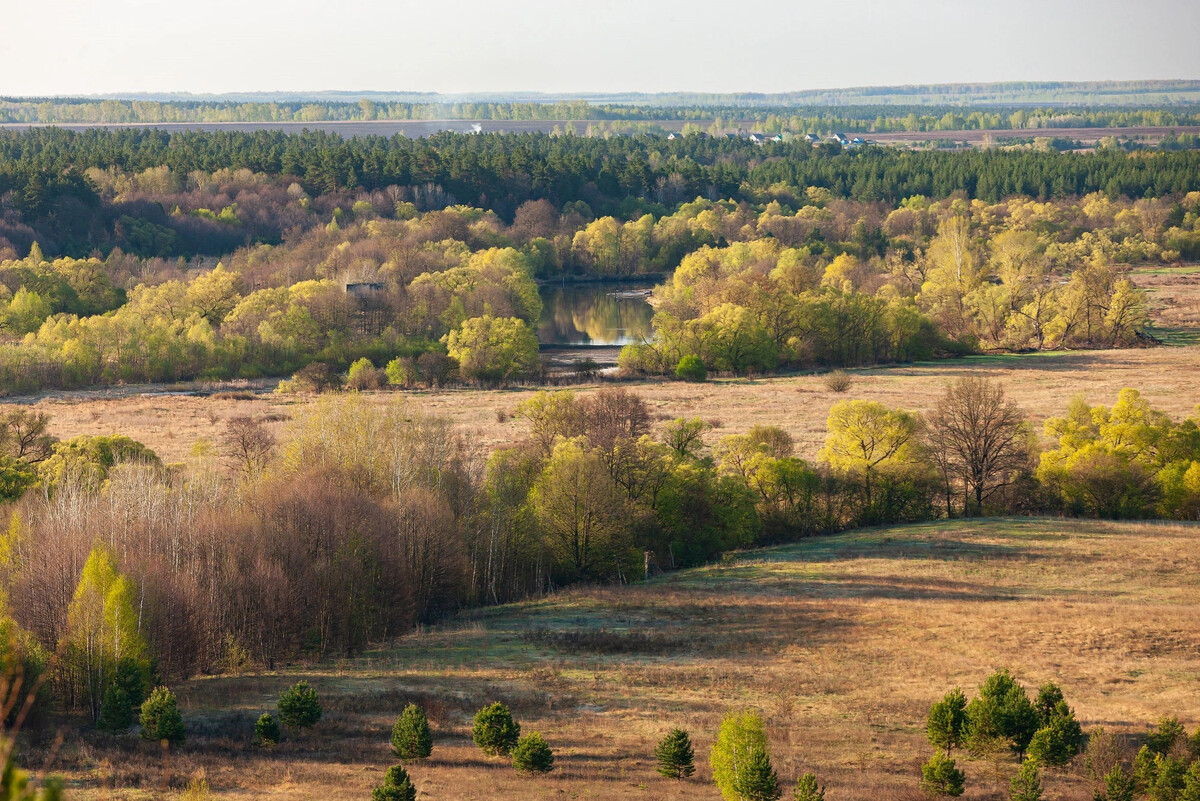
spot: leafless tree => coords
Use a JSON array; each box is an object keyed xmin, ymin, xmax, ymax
[
  {"xmin": 223, "ymin": 417, "xmax": 276, "ymax": 475},
  {"xmin": 922, "ymin": 375, "xmax": 1033, "ymax": 516}
]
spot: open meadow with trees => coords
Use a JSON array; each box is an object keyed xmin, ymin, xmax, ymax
[{"xmin": 0, "ymin": 116, "xmax": 1197, "ymax": 798}]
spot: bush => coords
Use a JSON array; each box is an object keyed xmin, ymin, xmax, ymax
[
  {"xmin": 1095, "ymin": 765, "xmax": 1136, "ymax": 801},
  {"xmin": 291, "ymin": 362, "xmax": 341, "ymax": 393},
  {"xmin": 1026, "ymin": 704, "xmax": 1083, "ymax": 767},
  {"xmin": 254, "ymin": 713, "xmax": 280, "ymax": 747},
  {"xmin": 920, "ymin": 752, "xmax": 965, "ymax": 797},
  {"xmin": 824, "ymin": 369, "xmax": 852, "ymax": 393},
  {"xmin": 371, "ymin": 764, "xmax": 417, "ymax": 801},
  {"xmin": 512, "ymin": 731, "xmax": 555, "ymax": 775},
  {"xmin": 654, "ymin": 728, "xmax": 695, "ymax": 779},
  {"xmin": 346, "ymin": 357, "xmax": 384, "ymax": 390},
  {"xmin": 391, "ymin": 704, "xmax": 433, "ymax": 761},
  {"xmin": 278, "ymin": 681, "xmax": 322, "ymax": 730},
  {"xmin": 139, "ymin": 686, "xmax": 185, "ymax": 745},
  {"xmin": 472, "ymin": 702, "xmax": 520, "ymax": 756},
  {"xmin": 927, "ymin": 688, "xmax": 968, "ymax": 755},
  {"xmin": 675, "ymin": 354, "xmax": 707, "ymax": 382},
  {"xmin": 98, "ymin": 684, "xmax": 133, "ymax": 733}
]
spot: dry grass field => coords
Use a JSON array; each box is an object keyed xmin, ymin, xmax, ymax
[
  {"xmin": 11, "ymin": 344, "xmax": 1200, "ymax": 467},
  {"xmin": 40, "ymin": 517, "xmax": 1200, "ymax": 799}
]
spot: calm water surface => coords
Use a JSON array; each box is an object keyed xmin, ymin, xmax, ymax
[{"xmin": 537, "ymin": 283, "xmax": 656, "ymax": 346}]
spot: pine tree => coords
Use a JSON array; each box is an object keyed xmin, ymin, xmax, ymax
[
  {"xmin": 472, "ymin": 702, "xmax": 520, "ymax": 756},
  {"xmin": 792, "ymin": 772, "xmax": 825, "ymax": 801},
  {"xmin": 927, "ymin": 688, "xmax": 969, "ymax": 755},
  {"xmin": 139, "ymin": 686, "xmax": 184, "ymax": 746},
  {"xmin": 654, "ymin": 728, "xmax": 695, "ymax": 779},
  {"xmin": 371, "ymin": 765, "xmax": 417, "ymax": 801},
  {"xmin": 512, "ymin": 732, "xmax": 554, "ymax": 775},
  {"xmin": 1010, "ymin": 758, "xmax": 1043, "ymax": 801},
  {"xmin": 97, "ymin": 683, "xmax": 132, "ymax": 733},
  {"xmin": 920, "ymin": 752, "xmax": 965, "ymax": 798},
  {"xmin": 255, "ymin": 713, "xmax": 280, "ymax": 747},
  {"xmin": 278, "ymin": 681, "xmax": 322, "ymax": 730},
  {"xmin": 391, "ymin": 704, "xmax": 433, "ymax": 761},
  {"xmin": 1094, "ymin": 764, "xmax": 1136, "ymax": 801},
  {"xmin": 733, "ymin": 745, "xmax": 781, "ymax": 801}
]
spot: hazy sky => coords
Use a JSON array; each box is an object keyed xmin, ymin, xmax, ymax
[{"xmin": 6, "ymin": 0, "xmax": 1199, "ymax": 96}]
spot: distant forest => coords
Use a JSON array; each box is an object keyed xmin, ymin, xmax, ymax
[
  {"xmin": 4, "ymin": 98, "xmax": 1200, "ymax": 134},
  {"xmin": 3, "ymin": 127, "xmax": 1200, "ymax": 259}
]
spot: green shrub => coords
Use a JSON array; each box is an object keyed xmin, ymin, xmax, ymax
[
  {"xmin": 920, "ymin": 752, "xmax": 965, "ymax": 797},
  {"xmin": 792, "ymin": 773, "xmax": 825, "ymax": 801},
  {"xmin": 512, "ymin": 732, "xmax": 554, "ymax": 775},
  {"xmin": 254, "ymin": 713, "xmax": 280, "ymax": 747},
  {"xmin": 139, "ymin": 686, "xmax": 184, "ymax": 745},
  {"xmin": 391, "ymin": 704, "xmax": 433, "ymax": 761},
  {"xmin": 654, "ymin": 728, "xmax": 695, "ymax": 779},
  {"xmin": 346, "ymin": 357, "xmax": 383, "ymax": 390},
  {"xmin": 371, "ymin": 764, "xmax": 417, "ymax": 801},
  {"xmin": 927, "ymin": 688, "xmax": 969, "ymax": 755},
  {"xmin": 675, "ymin": 354, "xmax": 707, "ymax": 382},
  {"xmin": 472, "ymin": 702, "xmax": 520, "ymax": 756},
  {"xmin": 1096, "ymin": 764, "xmax": 1136, "ymax": 801},
  {"xmin": 278, "ymin": 680, "xmax": 322, "ymax": 730}
]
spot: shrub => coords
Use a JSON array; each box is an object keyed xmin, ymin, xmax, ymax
[
  {"xmin": 920, "ymin": 752, "xmax": 965, "ymax": 797},
  {"xmin": 654, "ymin": 728, "xmax": 695, "ymax": 779},
  {"xmin": 254, "ymin": 713, "xmax": 280, "ymax": 747},
  {"xmin": 1009, "ymin": 758, "xmax": 1042, "ymax": 801},
  {"xmin": 824, "ymin": 369, "xmax": 852, "ymax": 393},
  {"xmin": 98, "ymin": 684, "xmax": 133, "ymax": 733},
  {"xmin": 792, "ymin": 772, "xmax": 825, "ymax": 801},
  {"xmin": 1027, "ymin": 703, "xmax": 1083, "ymax": 767},
  {"xmin": 391, "ymin": 704, "xmax": 433, "ymax": 761},
  {"xmin": 291, "ymin": 362, "xmax": 341, "ymax": 393},
  {"xmin": 472, "ymin": 702, "xmax": 520, "ymax": 756},
  {"xmin": 512, "ymin": 731, "xmax": 555, "ymax": 775},
  {"xmin": 346, "ymin": 357, "xmax": 383, "ymax": 390},
  {"xmin": 278, "ymin": 681, "xmax": 322, "ymax": 730},
  {"xmin": 139, "ymin": 686, "xmax": 185, "ymax": 745},
  {"xmin": 385, "ymin": 356, "xmax": 419, "ymax": 388},
  {"xmin": 371, "ymin": 764, "xmax": 417, "ymax": 801},
  {"xmin": 675, "ymin": 354, "xmax": 707, "ymax": 382},
  {"xmin": 966, "ymin": 669, "xmax": 1039, "ymax": 756}
]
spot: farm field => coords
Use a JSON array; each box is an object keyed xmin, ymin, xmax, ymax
[{"xmin": 42, "ymin": 517, "xmax": 1200, "ymax": 799}]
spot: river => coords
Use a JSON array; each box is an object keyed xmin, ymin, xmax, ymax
[{"xmin": 537, "ymin": 281, "xmax": 657, "ymax": 348}]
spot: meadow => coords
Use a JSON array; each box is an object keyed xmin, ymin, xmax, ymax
[{"xmin": 40, "ymin": 517, "xmax": 1199, "ymax": 799}]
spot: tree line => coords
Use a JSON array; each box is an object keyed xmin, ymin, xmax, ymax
[{"xmin": 2, "ymin": 377, "xmax": 1199, "ymax": 737}]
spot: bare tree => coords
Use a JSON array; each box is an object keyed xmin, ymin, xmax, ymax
[
  {"xmin": 922, "ymin": 376, "xmax": 1033, "ymax": 517},
  {"xmin": 223, "ymin": 417, "xmax": 276, "ymax": 475}
]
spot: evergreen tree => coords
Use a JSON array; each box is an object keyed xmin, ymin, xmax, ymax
[
  {"xmin": 97, "ymin": 683, "xmax": 132, "ymax": 733},
  {"xmin": 371, "ymin": 765, "xmax": 417, "ymax": 801},
  {"xmin": 920, "ymin": 752, "xmax": 965, "ymax": 798},
  {"xmin": 1010, "ymin": 758, "xmax": 1043, "ymax": 801},
  {"xmin": 512, "ymin": 732, "xmax": 554, "ymax": 775},
  {"xmin": 654, "ymin": 728, "xmax": 696, "ymax": 779},
  {"xmin": 733, "ymin": 745, "xmax": 781, "ymax": 801},
  {"xmin": 255, "ymin": 713, "xmax": 280, "ymax": 747},
  {"xmin": 139, "ymin": 686, "xmax": 184, "ymax": 746},
  {"xmin": 278, "ymin": 681, "xmax": 322, "ymax": 730},
  {"xmin": 966, "ymin": 669, "xmax": 1040, "ymax": 757},
  {"xmin": 472, "ymin": 702, "xmax": 520, "ymax": 756},
  {"xmin": 792, "ymin": 772, "xmax": 825, "ymax": 801},
  {"xmin": 1095, "ymin": 764, "xmax": 1137, "ymax": 801},
  {"xmin": 927, "ymin": 688, "xmax": 969, "ymax": 755},
  {"xmin": 391, "ymin": 704, "xmax": 433, "ymax": 761}
]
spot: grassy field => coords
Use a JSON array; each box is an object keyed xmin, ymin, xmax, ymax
[
  {"xmin": 40, "ymin": 517, "xmax": 1199, "ymax": 799},
  {"xmin": 13, "ymin": 343, "xmax": 1200, "ymax": 467}
]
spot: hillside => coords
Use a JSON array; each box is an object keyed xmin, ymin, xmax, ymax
[{"xmin": 52, "ymin": 518, "xmax": 1200, "ymax": 799}]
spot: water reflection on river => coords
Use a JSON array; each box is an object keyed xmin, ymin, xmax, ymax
[{"xmin": 537, "ymin": 283, "xmax": 656, "ymax": 346}]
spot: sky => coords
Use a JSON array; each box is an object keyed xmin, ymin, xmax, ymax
[{"xmin": 4, "ymin": 0, "xmax": 1199, "ymax": 96}]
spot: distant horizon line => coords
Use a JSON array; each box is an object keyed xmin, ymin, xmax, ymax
[{"xmin": 6, "ymin": 78, "xmax": 1200, "ymax": 103}]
